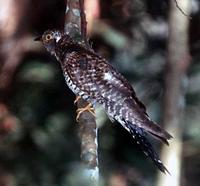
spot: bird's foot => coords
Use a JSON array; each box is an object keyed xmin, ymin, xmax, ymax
[
  {"xmin": 74, "ymin": 96, "xmax": 81, "ymax": 105},
  {"xmin": 76, "ymin": 103, "xmax": 95, "ymax": 121}
]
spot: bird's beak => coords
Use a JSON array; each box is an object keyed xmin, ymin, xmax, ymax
[{"xmin": 34, "ymin": 35, "xmax": 42, "ymax": 41}]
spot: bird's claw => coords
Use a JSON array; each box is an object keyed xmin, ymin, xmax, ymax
[
  {"xmin": 74, "ymin": 96, "xmax": 81, "ymax": 105},
  {"xmin": 76, "ymin": 103, "xmax": 95, "ymax": 121}
]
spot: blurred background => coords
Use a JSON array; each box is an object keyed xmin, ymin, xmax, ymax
[{"xmin": 0, "ymin": 0, "xmax": 200, "ymax": 185}]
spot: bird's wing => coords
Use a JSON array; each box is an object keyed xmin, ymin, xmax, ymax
[
  {"xmin": 85, "ymin": 53, "xmax": 147, "ymax": 113},
  {"xmin": 89, "ymin": 57, "xmax": 172, "ymax": 142}
]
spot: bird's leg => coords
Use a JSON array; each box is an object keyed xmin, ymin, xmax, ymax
[
  {"xmin": 76, "ymin": 103, "xmax": 95, "ymax": 121},
  {"xmin": 74, "ymin": 96, "xmax": 81, "ymax": 105}
]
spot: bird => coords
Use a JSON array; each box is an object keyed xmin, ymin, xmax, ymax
[{"xmin": 35, "ymin": 29, "xmax": 172, "ymax": 174}]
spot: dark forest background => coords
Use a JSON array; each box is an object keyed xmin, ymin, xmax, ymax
[{"xmin": 0, "ymin": 0, "xmax": 200, "ymax": 185}]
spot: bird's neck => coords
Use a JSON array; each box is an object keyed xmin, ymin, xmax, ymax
[{"xmin": 55, "ymin": 35, "xmax": 95, "ymax": 62}]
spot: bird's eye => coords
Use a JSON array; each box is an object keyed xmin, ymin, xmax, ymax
[{"xmin": 45, "ymin": 34, "xmax": 53, "ymax": 41}]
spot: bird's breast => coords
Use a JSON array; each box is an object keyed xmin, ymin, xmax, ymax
[{"xmin": 63, "ymin": 71, "xmax": 90, "ymax": 101}]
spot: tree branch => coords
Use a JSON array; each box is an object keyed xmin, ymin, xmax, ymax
[
  {"xmin": 79, "ymin": 0, "xmax": 87, "ymax": 42},
  {"xmin": 64, "ymin": 0, "xmax": 99, "ymax": 185}
]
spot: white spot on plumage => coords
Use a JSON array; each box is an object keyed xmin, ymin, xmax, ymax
[
  {"xmin": 55, "ymin": 35, "xmax": 61, "ymax": 42},
  {"xmin": 157, "ymin": 160, "xmax": 162, "ymax": 163},
  {"xmin": 72, "ymin": 84, "xmax": 76, "ymax": 90},
  {"xmin": 104, "ymin": 72, "xmax": 113, "ymax": 81},
  {"xmin": 54, "ymin": 31, "xmax": 62, "ymax": 42}
]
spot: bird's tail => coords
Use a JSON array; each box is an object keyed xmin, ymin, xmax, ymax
[
  {"xmin": 142, "ymin": 120, "xmax": 173, "ymax": 145},
  {"xmin": 125, "ymin": 121, "xmax": 170, "ymax": 174}
]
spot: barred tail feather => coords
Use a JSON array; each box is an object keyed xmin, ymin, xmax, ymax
[{"xmin": 125, "ymin": 121, "xmax": 170, "ymax": 174}]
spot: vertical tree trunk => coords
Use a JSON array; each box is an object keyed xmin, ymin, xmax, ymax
[
  {"xmin": 156, "ymin": 0, "xmax": 191, "ymax": 186},
  {"xmin": 64, "ymin": 1, "xmax": 99, "ymax": 185}
]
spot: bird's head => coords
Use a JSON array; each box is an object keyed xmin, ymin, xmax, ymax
[{"xmin": 35, "ymin": 30, "xmax": 62, "ymax": 55}]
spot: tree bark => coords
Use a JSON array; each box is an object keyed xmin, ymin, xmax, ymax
[{"xmin": 156, "ymin": 0, "xmax": 191, "ymax": 185}]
